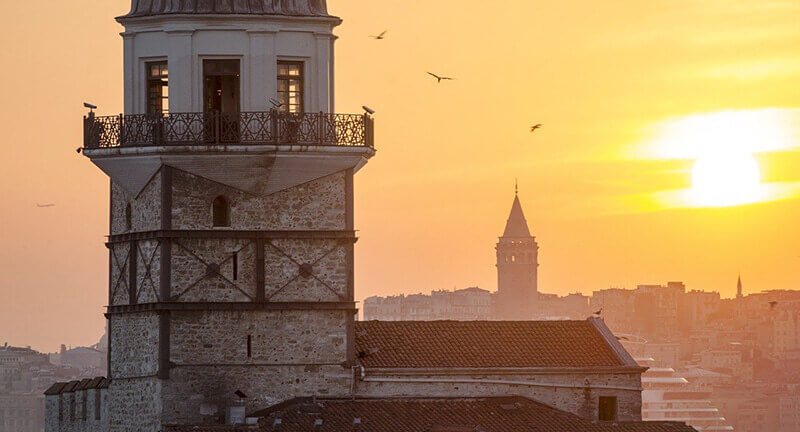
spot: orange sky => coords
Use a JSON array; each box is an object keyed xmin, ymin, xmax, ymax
[{"xmin": 2, "ymin": 0, "xmax": 800, "ymax": 351}]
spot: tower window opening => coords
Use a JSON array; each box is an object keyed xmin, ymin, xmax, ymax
[
  {"xmin": 277, "ymin": 61, "xmax": 304, "ymax": 113},
  {"xmin": 246, "ymin": 335, "xmax": 252, "ymax": 358},
  {"xmin": 146, "ymin": 61, "xmax": 169, "ymax": 115},
  {"xmin": 232, "ymin": 252, "xmax": 239, "ymax": 280},
  {"xmin": 212, "ymin": 196, "xmax": 230, "ymax": 227}
]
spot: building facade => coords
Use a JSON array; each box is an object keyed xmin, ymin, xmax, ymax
[{"xmin": 47, "ymin": 1, "xmax": 375, "ymax": 431}]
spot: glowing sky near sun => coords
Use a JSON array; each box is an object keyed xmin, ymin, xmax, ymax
[{"xmin": 2, "ymin": 0, "xmax": 800, "ymax": 351}]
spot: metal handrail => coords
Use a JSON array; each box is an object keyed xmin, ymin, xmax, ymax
[{"xmin": 83, "ymin": 111, "xmax": 374, "ymax": 149}]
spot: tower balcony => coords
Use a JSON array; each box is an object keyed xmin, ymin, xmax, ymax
[{"xmin": 83, "ymin": 111, "xmax": 374, "ymax": 150}]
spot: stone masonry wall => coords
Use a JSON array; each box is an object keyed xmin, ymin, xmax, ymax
[
  {"xmin": 171, "ymin": 169, "xmax": 346, "ymax": 230},
  {"xmin": 108, "ymin": 378, "xmax": 162, "ymax": 432},
  {"xmin": 170, "ymin": 310, "xmax": 348, "ymax": 365},
  {"xmin": 110, "ymin": 312, "xmax": 159, "ymax": 378},
  {"xmin": 170, "ymin": 238, "xmax": 257, "ymax": 302},
  {"xmin": 162, "ymin": 364, "xmax": 351, "ymax": 425},
  {"xmin": 356, "ymin": 372, "xmax": 642, "ymax": 422},
  {"xmin": 110, "ymin": 171, "xmax": 162, "ymax": 235}
]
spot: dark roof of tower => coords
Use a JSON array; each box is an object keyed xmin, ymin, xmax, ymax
[
  {"xmin": 353, "ymin": 319, "xmax": 639, "ymax": 369},
  {"xmin": 502, "ymin": 195, "xmax": 532, "ymax": 238},
  {"xmin": 122, "ymin": 0, "xmax": 331, "ymax": 19}
]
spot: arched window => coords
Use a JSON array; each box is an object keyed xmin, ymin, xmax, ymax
[
  {"xmin": 212, "ymin": 196, "xmax": 230, "ymax": 227},
  {"xmin": 125, "ymin": 203, "xmax": 132, "ymax": 231}
]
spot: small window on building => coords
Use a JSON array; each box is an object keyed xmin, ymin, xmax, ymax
[
  {"xmin": 277, "ymin": 61, "xmax": 304, "ymax": 113},
  {"xmin": 70, "ymin": 394, "xmax": 75, "ymax": 421},
  {"xmin": 146, "ymin": 61, "xmax": 169, "ymax": 115},
  {"xmin": 212, "ymin": 196, "xmax": 230, "ymax": 227},
  {"xmin": 599, "ymin": 396, "xmax": 618, "ymax": 421},
  {"xmin": 247, "ymin": 335, "xmax": 252, "ymax": 358},
  {"xmin": 82, "ymin": 391, "xmax": 87, "ymax": 420},
  {"xmin": 58, "ymin": 395, "xmax": 63, "ymax": 422}
]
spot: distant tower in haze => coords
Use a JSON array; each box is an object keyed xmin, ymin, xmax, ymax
[
  {"xmin": 496, "ymin": 185, "xmax": 539, "ymax": 320},
  {"xmin": 737, "ymin": 274, "xmax": 743, "ymax": 298}
]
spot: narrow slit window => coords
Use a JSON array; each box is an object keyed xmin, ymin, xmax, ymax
[
  {"xmin": 246, "ymin": 335, "xmax": 252, "ymax": 358},
  {"xmin": 125, "ymin": 203, "xmax": 132, "ymax": 231},
  {"xmin": 232, "ymin": 252, "xmax": 238, "ymax": 280}
]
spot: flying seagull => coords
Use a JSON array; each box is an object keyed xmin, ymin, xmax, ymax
[
  {"xmin": 370, "ymin": 30, "xmax": 388, "ymax": 40},
  {"xmin": 769, "ymin": 301, "xmax": 778, "ymax": 309},
  {"xmin": 530, "ymin": 124, "xmax": 543, "ymax": 132},
  {"xmin": 36, "ymin": 203, "xmax": 55, "ymax": 208},
  {"xmin": 427, "ymin": 72, "xmax": 454, "ymax": 83},
  {"xmin": 593, "ymin": 308, "xmax": 603, "ymax": 316}
]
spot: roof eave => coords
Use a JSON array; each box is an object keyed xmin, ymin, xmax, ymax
[
  {"xmin": 116, "ymin": 13, "xmax": 342, "ymax": 26},
  {"xmin": 361, "ymin": 365, "xmax": 647, "ymax": 376}
]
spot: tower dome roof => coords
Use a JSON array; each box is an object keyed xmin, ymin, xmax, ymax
[{"xmin": 122, "ymin": 0, "xmax": 331, "ymax": 19}]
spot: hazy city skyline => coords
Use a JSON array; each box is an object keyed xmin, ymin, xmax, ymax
[{"xmin": 4, "ymin": 0, "xmax": 800, "ymax": 353}]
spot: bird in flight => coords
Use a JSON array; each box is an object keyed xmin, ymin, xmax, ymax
[
  {"xmin": 36, "ymin": 203, "xmax": 55, "ymax": 208},
  {"xmin": 593, "ymin": 308, "xmax": 603, "ymax": 316},
  {"xmin": 530, "ymin": 124, "xmax": 543, "ymax": 132},
  {"xmin": 427, "ymin": 72, "xmax": 454, "ymax": 83},
  {"xmin": 370, "ymin": 30, "xmax": 388, "ymax": 40},
  {"xmin": 769, "ymin": 301, "xmax": 778, "ymax": 308}
]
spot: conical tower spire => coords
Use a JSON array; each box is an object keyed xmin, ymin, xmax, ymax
[
  {"xmin": 737, "ymin": 274, "xmax": 743, "ymax": 298},
  {"xmin": 502, "ymin": 190, "xmax": 532, "ymax": 238}
]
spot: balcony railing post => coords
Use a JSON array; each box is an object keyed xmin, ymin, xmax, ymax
[
  {"xmin": 271, "ymin": 110, "xmax": 278, "ymax": 144},
  {"xmin": 318, "ymin": 112, "xmax": 324, "ymax": 146},
  {"xmin": 214, "ymin": 111, "xmax": 220, "ymax": 145}
]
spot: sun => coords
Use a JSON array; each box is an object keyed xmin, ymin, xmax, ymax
[{"xmin": 691, "ymin": 152, "xmax": 761, "ymax": 207}]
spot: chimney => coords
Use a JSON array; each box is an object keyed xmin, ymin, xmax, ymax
[{"xmin": 226, "ymin": 390, "xmax": 247, "ymax": 425}]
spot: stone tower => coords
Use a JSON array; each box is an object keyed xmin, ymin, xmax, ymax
[
  {"xmin": 80, "ymin": 1, "xmax": 374, "ymax": 430},
  {"xmin": 496, "ymin": 190, "xmax": 539, "ymax": 320}
]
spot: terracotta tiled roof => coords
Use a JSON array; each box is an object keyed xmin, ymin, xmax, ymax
[
  {"xmin": 354, "ymin": 319, "xmax": 629, "ymax": 368},
  {"xmin": 165, "ymin": 396, "xmax": 697, "ymax": 432}
]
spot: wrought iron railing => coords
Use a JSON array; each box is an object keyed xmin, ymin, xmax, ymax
[{"xmin": 83, "ymin": 111, "xmax": 374, "ymax": 149}]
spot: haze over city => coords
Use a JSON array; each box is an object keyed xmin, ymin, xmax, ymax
[{"xmin": 3, "ymin": 0, "xmax": 800, "ymax": 356}]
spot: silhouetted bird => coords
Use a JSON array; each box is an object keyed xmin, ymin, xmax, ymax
[
  {"xmin": 269, "ymin": 98, "xmax": 283, "ymax": 109},
  {"xmin": 427, "ymin": 72, "xmax": 454, "ymax": 83},
  {"xmin": 593, "ymin": 308, "xmax": 602, "ymax": 315},
  {"xmin": 36, "ymin": 204, "xmax": 55, "ymax": 208},
  {"xmin": 76, "ymin": 148, "xmax": 82, "ymax": 153},
  {"xmin": 370, "ymin": 30, "xmax": 387, "ymax": 40},
  {"xmin": 530, "ymin": 124, "xmax": 542, "ymax": 132},
  {"xmin": 769, "ymin": 301, "xmax": 778, "ymax": 309}
]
